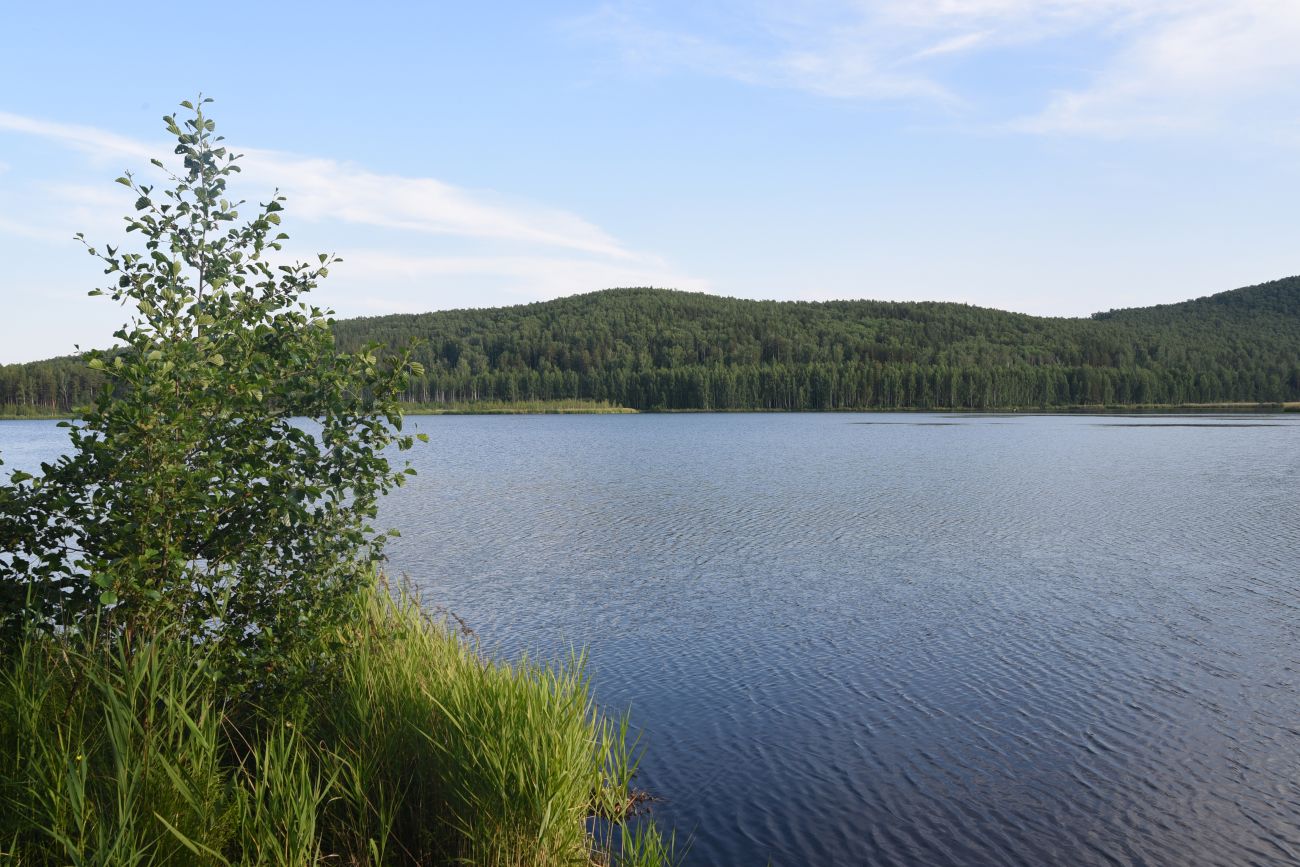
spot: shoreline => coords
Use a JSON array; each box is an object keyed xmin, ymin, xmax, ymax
[{"xmin": 3, "ymin": 400, "xmax": 1296, "ymax": 422}]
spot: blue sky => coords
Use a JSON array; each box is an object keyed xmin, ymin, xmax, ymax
[{"xmin": 2, "ymin": 0, "xmax": 1299, "ymax": 362}]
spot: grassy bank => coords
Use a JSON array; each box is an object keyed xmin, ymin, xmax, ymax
[
  {"xmin": 0, "ymin": 409, "xmax": 73, "ymax": 420},
  {"xmin": 7, "ymin": 400, "xmax": 1294, "ymax": 422},
  {"xmin": 402, "ymin": 399, "xmax": 636, "ymax": 415},
  {"xmin": 0, "ymin": 582, "xmax": 675, "ymax": 866}
]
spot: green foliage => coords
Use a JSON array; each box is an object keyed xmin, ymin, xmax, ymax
[
  {"xmin": 331, "ymin": 282, "xmax": 1300, "ymax": 411},
  {"xmin": 312, "ymin": 583, "xmax": 658, "ymax": 865},
  {"xmin": 0, "ymin": 99, "xmax": 418, "ymax": 684},
  {"xmin": 0, "ymin": 629, "xmax": 235, "ymax": 866},
  {"xmin": 11, "ymin": 279, "xmax": 1300, "ymax": 413},
  {"xmin": 0, "ymin": 582, "xmax": 674, "ymax": 866},
  {"xmin": 0, "ymin": 97, "xmax": 673, "ymax": 866}
]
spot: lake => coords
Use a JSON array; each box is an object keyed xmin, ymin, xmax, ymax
[{"xmin": 5, "ymin": 413, "xmax": 1300, "ymax": 865}]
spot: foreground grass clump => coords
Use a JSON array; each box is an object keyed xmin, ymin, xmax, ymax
[{"xmin": 0, "ymin": 582, "xmax": 675, "ymax": 866}]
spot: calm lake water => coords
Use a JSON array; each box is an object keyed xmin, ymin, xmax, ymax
[{"xmin": 5, "ymin": 413, "xmax": 1300, "ymax": 866}]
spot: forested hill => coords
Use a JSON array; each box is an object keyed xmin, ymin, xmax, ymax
[
  {"xmin": 5, "ymin": 278, "xmax": 1300, "ymax": 414},
  {"xmin": 330, "ymin": 277, "xmax": 1300, "ymax": 410}
]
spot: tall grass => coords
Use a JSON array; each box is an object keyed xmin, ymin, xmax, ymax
[{"xmin": 0, "ymin": 583, "xmax": 675, "ymax": 866}]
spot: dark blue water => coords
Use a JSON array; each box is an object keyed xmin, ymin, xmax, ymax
[{"xmin": 7, "ymin": 413, "xmax": 1300, "ymax": 865}]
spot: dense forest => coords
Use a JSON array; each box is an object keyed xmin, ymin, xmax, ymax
[{"xmin": 5, "ymin": 277, "xmax": 1300, "ymax": 414}]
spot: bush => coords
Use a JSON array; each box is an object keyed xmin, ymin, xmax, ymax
[
  {"xmin": 0, "ymin": 98, "xmax": 675, "ymax": 866},
  {"xmin": 0, "ymin": 98, "xmax": 422, "ymax": 687}
]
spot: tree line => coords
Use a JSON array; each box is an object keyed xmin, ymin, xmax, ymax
[{"xmin": 5, "ymin": 278, "xmax": 1300, "ymax": 413}]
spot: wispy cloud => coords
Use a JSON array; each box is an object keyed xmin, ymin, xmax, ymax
[
  {"xmin": 568, "ymin": 4, "xmax": 952, "ymax": 102},
  {"xmin": 236, "ymin": 150, "xmax": 634, "ymax": 259},
  {"xmin": 0, "ymin": 110, "xmax": 637, "ymax": 258},
  {"xmin": 567, "ymin": 0, "xmax": 1129, "ymax": 103},
  {"xmin": 1017, "ymin": 0, "xmax": 1300, "ymax": 137},
  {"xmin": 573, "ymin": 1, "xmax": 1300, "ymax": 139},
  {"xmin": 908, "ymin": 31, "xmax": 991, "ymax": 61},
  {"xmin": 0, "ymin": 109, "xmax": 706, "ymax": 312},
  {"xmin": 0, "ymin": 111, "xmax": 157, "ymax": 161}
]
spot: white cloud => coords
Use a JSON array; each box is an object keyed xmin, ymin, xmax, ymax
[
  {"xmin": 235, "ymin": 150, "xmax": 634, "ymax": 259},
  {"xmin": 1018, "ymin": 0, "xmax": 1300, "ymax": 137},
  {"xmin": 0, "ymin": 110, "xmax": 639, "ymax": 258},
  {"xmin": 908, "ymin": 31, "xmax": 991, "ymax": 61},
  {"xmin": 568, "ymin": 1, "xmax": 1121, "ymax": 103},
  {"xmin": 567, "ymin": 5, "xmax": 950, "ymax": 102},
  {"xmin": 873, "ymin": 0, "xmax": 1133, "ymax": 32},
  {"xmin": 575, "ymin": 0, "xmax": 1300, "ymax": 139},
  {"xmin": 0, "ymin": 109, "xmax": 706, "ymax": 315},
  {"xmin": 0, "ymin": 111, "xmax": 157, "ymax": 162}
]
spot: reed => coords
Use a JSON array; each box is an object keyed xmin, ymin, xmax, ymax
[{"xmin": 0, "ymin": 582, "xmax": 672, "ymax": 866}]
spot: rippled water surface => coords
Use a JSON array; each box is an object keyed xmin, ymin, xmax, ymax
[{"xmin": 7, "ymin": 413, "xmax": 1300, "ymax": 865}]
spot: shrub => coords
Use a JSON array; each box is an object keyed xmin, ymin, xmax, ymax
[
  {"xmin": 0, "ymin": 98, "xmax": 675, "ymax": 866},
  {"xmin": 0, "ymin": 98, "xmax": 422, "ymax": 686}
]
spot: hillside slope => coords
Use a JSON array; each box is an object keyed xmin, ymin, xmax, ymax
[
  {"xmin": 5, "ymin": 278, "xmax": 1299, "ymax": 413},
  {"xmin": 332, "ymin": 278, "xmax": 1300, "ymax": 410}
]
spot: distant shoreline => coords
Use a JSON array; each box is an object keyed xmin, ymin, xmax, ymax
[
  {"xmin": 401, "ymin": 399, "xmax": 637, "ymax": 415},
  {"xmin": 653, "ymin": 402, "xmax": 1300, "ymax": 415},
  {"xmin": 4, "ymin": 400, "xmax": 1295, "ymax": 421}
]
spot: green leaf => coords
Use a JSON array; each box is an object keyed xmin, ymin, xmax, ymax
[{"xmin": 11, "ymin": 98, "xmax": 415, "ymax": 688}]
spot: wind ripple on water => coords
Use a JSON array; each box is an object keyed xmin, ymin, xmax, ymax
[{"xmin": 378, "ymin": 413, "xmax": 1300, "ymax": 866}]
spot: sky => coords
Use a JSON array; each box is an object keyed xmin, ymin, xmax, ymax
[{"xmin": 2, "ymin": 0, "xmax": 1299, "ymax": 363}]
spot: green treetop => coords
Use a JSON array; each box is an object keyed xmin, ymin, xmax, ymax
[{"xmin": 0, "ymin": 98, "xmax": 424, "ymax": 687}]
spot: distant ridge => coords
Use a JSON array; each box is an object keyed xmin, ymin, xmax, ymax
[
  {"xmin": 1092, "ymin": 275, "xmax": 1300, "ymax": 320},
  {"xmin": 5, "ymin": 277, "xmax": 1299, "ymax": 414}
]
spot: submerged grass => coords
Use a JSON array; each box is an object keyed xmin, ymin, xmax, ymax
[{"xmin": 0, "ymin": 582, "xmax": 674, "ymax": 866}]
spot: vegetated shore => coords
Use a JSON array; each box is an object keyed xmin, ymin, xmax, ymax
[
  {"xmin": 13, "ymin": 279, "xmax": 1300, "ymax": 416},
  {"xmin": 3, "ymin": 400, "xmax": 1297, "ymax": 421},
  {"xmin": 403, "ymin": 399, "xmax": 638, "ymax": 415},
  {"xmin": 1, "ymin": 579, "xmax": 675, "ymax": 865},
  {"xmin": 649, "ymin": 401, "xmax": 1300, "ymax": 414}
]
